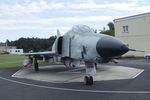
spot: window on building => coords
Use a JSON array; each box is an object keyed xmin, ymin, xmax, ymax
[{"xmin": 122, "ymin": 25, "xmax": 128, "ymax": 33}]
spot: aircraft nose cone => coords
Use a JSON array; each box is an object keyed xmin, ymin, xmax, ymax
[{"xmin": 96, "ymin": 36, "xmax": 129, "ymax": 58}]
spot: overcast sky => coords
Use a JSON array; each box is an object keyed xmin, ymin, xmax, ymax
[{"xmin": 0, "ymin": 0, "xmax": 150, "ymax": 42}]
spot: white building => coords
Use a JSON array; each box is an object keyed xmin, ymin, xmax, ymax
[
  {"xmin": 114, "ymin": 12, "xmax": 150, "ymax": 57},
  {"xmin": 8, "ymin": 49, "xmax": 24, "ymax": 54}
]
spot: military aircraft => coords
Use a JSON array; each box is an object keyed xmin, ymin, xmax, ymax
[{"xmin": 22, "ymin": 25, "xmax": 129, "ymax": 85}]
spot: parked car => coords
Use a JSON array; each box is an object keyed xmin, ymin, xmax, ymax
[{"xmin": 144, "ymin": 54, "xmax": 150, "ymax": 59}]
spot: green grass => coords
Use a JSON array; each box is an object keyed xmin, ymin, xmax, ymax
[
  {"xmin": 0, "ymin": 54, "xmax": 26, "ymax": 68},
  {"xmin": 0, "ymin": 54, "xmax": 51, "ymax": 69}
]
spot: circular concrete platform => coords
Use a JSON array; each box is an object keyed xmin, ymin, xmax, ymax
[{"xmin": 12, "ymin": 64, "xmax": 144, "ymax": 83}]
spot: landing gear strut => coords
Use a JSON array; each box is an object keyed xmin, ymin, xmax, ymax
[
  {"xmin": 34, "ymin": 57, "xmax": 39, "ymax": 71},
  {"xmin": 84, "ymin": 62, "xmax": 96, "ymax": 85},
  {"xmin": 84, "ymin": 76, "xmax": 93, "ymax": 85}
]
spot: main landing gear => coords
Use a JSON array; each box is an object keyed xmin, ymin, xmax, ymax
[{"xmin": 34, "ymin": 57, "xmax": 39, "ymax": 71}]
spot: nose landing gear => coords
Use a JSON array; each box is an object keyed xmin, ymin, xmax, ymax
[{"xmin": 84, "ymin": 62, "xmax": 96, "ymax": 85}]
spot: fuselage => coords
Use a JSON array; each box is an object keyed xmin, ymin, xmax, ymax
[{"xmin": 52, "ymin": 25, "xmax": 129, "ymax": 65}]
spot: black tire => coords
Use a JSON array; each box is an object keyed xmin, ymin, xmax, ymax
[
  {"xmin": 84, "ymin": 76, "xmax": 89, "ymax": 85},
  {"xmin": 89, "ymin": 76, "xmax": 93, "ymax": 85},
  {"xmin": 146, "ymin": 56, "xmax": 150, "ymax": 59},
  {"xmin": 84, "ymin": 76, "xmax": 93, "ymax": 85}
]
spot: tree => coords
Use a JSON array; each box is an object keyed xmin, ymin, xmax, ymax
[
  {"xmin": 100, "ymin": 22, "xmax": 115, "ymax": 36},
  {"xmin": 7, "ymin": 36, "xmax": 56, "ymax": 52},
  {"xmin": 108, "ymin": 22, "xmax": 114, "ymax": 31},
  {"xmin": 5, "ymin": 39, "xmax": 10, "ymax": 46}
]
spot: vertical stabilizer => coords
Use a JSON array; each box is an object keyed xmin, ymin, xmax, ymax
[
  {"xmin": 52, "ymin": 29, "xmax": 61, "ymax": 52},
  {"xmin": 57, "ymin": 29, "xmax": 61, "ymax": 37}
]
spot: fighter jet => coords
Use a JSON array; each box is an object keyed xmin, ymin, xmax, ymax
[{"xmin": 23, "ymin": 25, "xmax": 129, "ymax": 85}]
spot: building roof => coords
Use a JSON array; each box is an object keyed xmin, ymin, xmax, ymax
[{"xmin": 114, "ymin": 12, "xmax": 150, "ymax": 22}]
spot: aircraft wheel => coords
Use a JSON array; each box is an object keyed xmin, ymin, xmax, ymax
[
  {"xmin": 84, "ymin": 76, "xmax": 93, "ymax": 85},
  {"xmin": 89, "ymin": 76, "xmax": 93, "ymax": 85},
  {"xmin": 146, "ymin": 56, "xmax": 150, "ymax": 59},
  {"xmin": 84, "ymin": 76, "xmax": 89, "ymax": 85}
]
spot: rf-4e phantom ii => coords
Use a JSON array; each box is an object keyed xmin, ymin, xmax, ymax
[{"xmin": 23, "ymin": 25, "xmax": 129, "ymax": 85}]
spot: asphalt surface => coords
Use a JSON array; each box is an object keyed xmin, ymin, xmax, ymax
[{"xmin": 0, "ymin": 58, "xmax": 150, "ymax": 100}]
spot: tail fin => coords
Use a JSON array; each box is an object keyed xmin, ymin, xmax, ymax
[
  {"xmin": 52, "ymin": 29, "xmax": 61, "ymax": 52},
  {"xmin": 57, "ymin": 29, "xmax": 60, "ymax": 37}
]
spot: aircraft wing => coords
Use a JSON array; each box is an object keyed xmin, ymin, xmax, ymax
[
  {"xmin": 22, "ymin": 51, "xmax": 56, "ymax": 68},
  {"xmin": 22, "ymin": 51, "xmax": 56, "ymax": 56}
]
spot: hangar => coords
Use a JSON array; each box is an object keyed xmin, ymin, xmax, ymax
[{"xmin": 114, "ymin": 12, "xmax": 150, "ymax": 57}]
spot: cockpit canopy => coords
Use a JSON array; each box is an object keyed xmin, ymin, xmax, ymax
[{"xmin": 67, "ymin": 25, "xmax": 95, "ymax": 36}]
